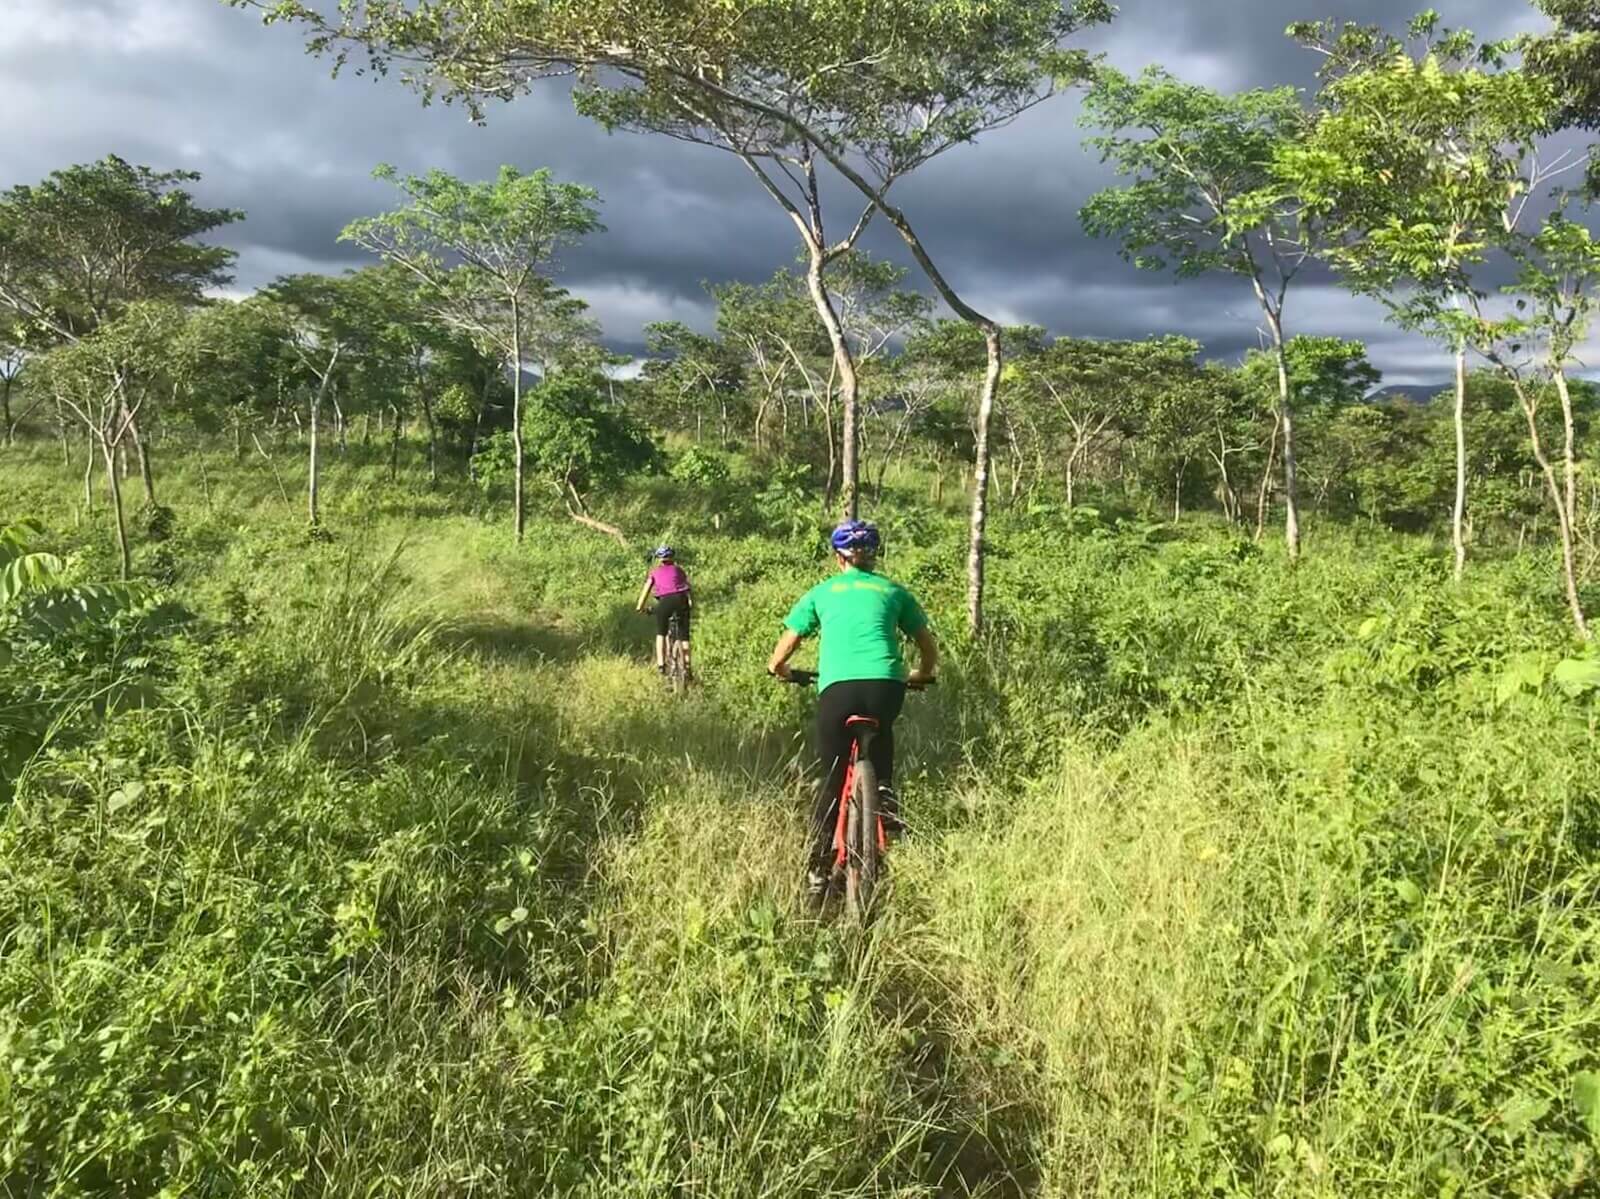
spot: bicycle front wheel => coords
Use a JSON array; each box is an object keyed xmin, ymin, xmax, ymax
[{"xmin": 845, "ymin": 755, "xmax": 879, "ymax": 923}]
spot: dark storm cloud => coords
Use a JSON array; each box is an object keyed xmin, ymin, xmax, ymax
[{"xmin": 0, "ymin": 0, "xmax": 1576, "ymax": 377}]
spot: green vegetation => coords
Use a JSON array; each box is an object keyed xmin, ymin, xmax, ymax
[
  {"xmin": 3, "ymin": 436, "xmax": 1599, "ymax": 1194},
  {"xmin": 4, "ymin": 0, "xmax": 1600, "ymax": 1193}
]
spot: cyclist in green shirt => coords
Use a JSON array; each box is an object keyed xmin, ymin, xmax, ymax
[{"xmin": 768, "ymin": 520, "xmax": 938, "ymax": 901}]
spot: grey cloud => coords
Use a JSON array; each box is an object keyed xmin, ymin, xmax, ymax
[{"xmin": 0, "ymin": 0, "xmax": 1576, "ymax": 385}]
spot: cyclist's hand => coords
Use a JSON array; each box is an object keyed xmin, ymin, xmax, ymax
[
  {"xmin": 768, "ymin": 660, "xmax": 792, "ymax": 681},
  {"xmin": 907, "ymin": 669, "xmax": 936, "ymax": 690}
]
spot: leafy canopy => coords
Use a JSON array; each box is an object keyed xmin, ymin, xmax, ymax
[
  {"xmin": 0, "ymin": 156, "xmax": 240, "ymax": 344},
  {"xmin": 1080, "ymin": 68, "xmax": 1311, "ymax": 281},
  {"xmin": 235, "ymin": 0, "xmax": 1112, "ymax": 181},
  {"xmin": 1280, "ymin": 18, "xmax": 1557, "ymax": 319}
]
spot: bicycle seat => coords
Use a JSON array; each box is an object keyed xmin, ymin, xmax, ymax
[{"xmin": 845, "ymin": 715, "xmax": 880, "ymax": 731}]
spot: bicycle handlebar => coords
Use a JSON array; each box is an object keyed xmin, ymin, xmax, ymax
[{"xmin": 772, "ymin": 669, "xmax": 936, "ymax": 692}]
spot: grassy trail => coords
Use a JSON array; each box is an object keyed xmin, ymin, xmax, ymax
[{"xmin": 5, "ymin": 447, "xmax": 1599, "ymax": 1196}]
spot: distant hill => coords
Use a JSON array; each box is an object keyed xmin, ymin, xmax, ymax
[{"xmin": 1369, "ymin": 383, "xmax": 1449, "ymax": 404}]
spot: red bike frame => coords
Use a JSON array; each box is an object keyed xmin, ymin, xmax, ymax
[{"xmin": 832, "ymin": 717, "xmax": 886, "ymax": 868}]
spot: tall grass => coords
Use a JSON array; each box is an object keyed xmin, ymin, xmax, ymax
[{"xmin": 1, "ymin": 441, "xmax": 1597, "ymax": 1196}]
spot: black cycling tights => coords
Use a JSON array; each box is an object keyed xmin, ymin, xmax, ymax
[{"xmin": 809, "ymin": 679, "xmax": 906, "ymax": 868}]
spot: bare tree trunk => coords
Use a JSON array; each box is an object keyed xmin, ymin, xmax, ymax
[
  {"xmin": 421, "ymin": 387, "xmax": 438, "ymax": 487},
  {"xmin": 1553, "ymin": 368, "xmax": 1580, "ymax": 533},
  {"xmin": 1452, "ymin": 343, "xmax": 1468, "ymax": 582},
  {"xmin": 1551, "ymin": 367, "xmax": 1590, "ymax": 638},
  {"xmin": 1268, "ymin": 319, "xmax": 1302, "ymax": 561},
  {"xmin": 804, "ymin": 254, "xmax": 862, "ymax": 520},
  {"xmin": 125, "ymin": 411, "xmax": 156, "ymax": 507},
  {"xmin": 819, "ymin": 363, "xmax": 840, "ymax": 513},
  {"xmin": 1512, "ymin": 373, "xmax": 1589, "ymax": 638},
  {"xmin": 334, "ymin": 398, "xmax": 348, "ymax": 455},
  {"xmin": 389, "ymin": 404, "xmax": 401, "ymax": 481},
  {"xmin": 82, "ymin": 432, "xmax": 95, "ymax": 517},
  {"xmin": 511, "ymin": 299, "xmax": 526, "ymax": 541},
  {"xmin": 59, "ymin": 397, "xmax": 72, "ymax": 466},
  {"xmin": 833, "ymin": 195, "xmax": 1002, "ymax": 631},
  {"xmin": 308, "ymin": 389, "xmax": 323, "ymax": 528},
  {"xmin": 469, "ymin": 372, "xmax": 489, "ymax": 476},
  {"xmin": 967, "ymin": 327, "xmax": 1003, "ymax": 635},
  {"xmin": 0, "ymin": 376, "xmax": 11, "ymax": 446},
  {"xmin": 102, "ymin": 439, "xmax": 131, "ymax": 580},
  {"xmin": 1255, "ymin": 413, "xmax": 1281, "ymax": 543},
  {"xmin": 307, "ymin": 353, "xmax": 339, "ymax": 529},
  {"xmin": 197, "ymin": 450, "xmax": 213, "ymax": 511}
]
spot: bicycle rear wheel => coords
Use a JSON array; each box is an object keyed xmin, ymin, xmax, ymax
[
  {"xmin": 668, "ymin": 635, "xmax": 687, "ymax": 696},
  {"xmin": 845, "ymin": 754, "xmax": 879, "ymax": 923}
]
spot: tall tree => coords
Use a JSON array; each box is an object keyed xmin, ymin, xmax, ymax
[
  {"xmin": 1081, "ymin": 68, "xmax": 1318, "ymax": 560},
  {"xmin": 1284, "ymin": 15, "xmax": 1558, "ymax": 581},
  {"xmin": 1473, "ymin": 218, "xmax": 1600, "ymax": 637},
  {"xmin": 34, "ymin": 304, "xmax": 186, "ymax": 577},
  {"xmin": 0, "ymin": 334, "xmax": 26, "ymax": 446},
  {"xmin": 642, "ymin": 320, "xmax": 749, "ymax": 446},
  {"xmin": 1523, "ymin": 0, "xmax": 1600, "ymax": 191},
  {"xmin": 229, "ymin": 0, "xmax": 1113, "ymax": 633},
  {"xmin": 0, "ymin": 156, "xmax": 240, "ymax": 505},
  {"xmin": 1014, "ymin": 336, "xmax": 1193, "ymax": 511},
  {"xmin": 342, "ymin": 165, "xmax": 602, "ymax": 540},
  {"xmin": 175, "ymin": 296, "xmax": 297, "ymax": 460},
  {"xmin": 264, "ymin": 273, "xmax": 378, "ymax": 530}
]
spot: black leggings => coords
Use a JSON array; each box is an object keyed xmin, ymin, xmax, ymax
[
  {"xmin": 809, "ymin": 679, "xmax": 905, "ymax": 867},
  {"xmin": 653, "ymin": 591, "xmax": 690, "ymax": 639}
]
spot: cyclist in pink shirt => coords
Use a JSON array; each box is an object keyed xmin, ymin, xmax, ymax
[{"xmin": 635, "ymin": 545, "xmax": 693, "ymax": 677}]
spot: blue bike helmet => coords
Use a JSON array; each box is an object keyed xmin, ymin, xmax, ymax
[
  {"xmin": 829, "ymin": 520, "xmax": 880, "ymax": 554},
  {"xmin": 652, "ymin": 545, "xmax": 675, "ymax": 560}
]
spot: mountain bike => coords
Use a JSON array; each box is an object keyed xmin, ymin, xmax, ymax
[
  {"xmin": 646, "ymin": 601, "xmax": 692, "ymax": 696},
  {"xmin": 777, "ymin": 670, "xmax": 933, "ymax": 922},
  {"xmin": 664, "ymin": 606, "xmax": 690, "ymax": 697}
]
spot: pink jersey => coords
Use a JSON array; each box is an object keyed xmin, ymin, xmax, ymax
[{"xmin": 649, "ymin": 563, "xmax": 690, "ymax": 597}]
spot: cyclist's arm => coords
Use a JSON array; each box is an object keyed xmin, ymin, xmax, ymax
[
  {"xmin": 908, "ymin": 626, "xmax": 938, "ymax": 686},
  {"xmin": 767, "ymin": 629, "xmax": 803, "ymax": 679},
  {"xmin": 635, "ymin": 578, "xmax": 654, "ymax": 613}
]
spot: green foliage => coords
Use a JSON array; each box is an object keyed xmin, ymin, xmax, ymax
[
  {"xmin": 523, "ymin": 372, "xmax": 656, "ymax": 497},
  {"xmin": 668, "ymin": 445, "xmax": 732, "ymax": 491},
  {"xmin": 1283, "ymin": 24, "xmax": 1556, "ymax": 330},
  {"xmin": 1522, "ymin": 0, "xmax": 1600, "ymax": 192},
  {"xmin": 0, "ymin": 155, "xmax": 240, "ymax": 345},
  {"xmin": 342, "ymin": 166, "xmax": 603, "ymax": 366},
  {"xmin": 1081, "ymin": 67, "xmax": 1311, "ymax": 280},
  {"xmin": 3, "ymin": 445, "xmax": 1600, "ymax": 1195}
]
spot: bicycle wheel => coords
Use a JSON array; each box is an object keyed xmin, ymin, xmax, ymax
[
  {"xmin": 669, "ymin": 635, "xmax": 687, "ymax": 696},
  {"xmin": 845, "ymin": 753, "xmax": 879, "ymax": 922}
]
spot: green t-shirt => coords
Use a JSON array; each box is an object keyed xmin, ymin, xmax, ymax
[{"xmin": 783, "ymin": 567, "xmax": 929, "ymax": 694}]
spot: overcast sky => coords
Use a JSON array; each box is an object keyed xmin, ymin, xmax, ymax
[{"xmin": 1, "ymin": 0, "xmax": 1585, "ymax": 384}]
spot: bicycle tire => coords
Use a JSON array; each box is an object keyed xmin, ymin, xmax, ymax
[
  {"xmin": 846, "ymin": 754, "xmax": 879, "ymax": 923},
  {"xmin": 669, "ymin": 635, "xmax": 687, "ymax": 697}
]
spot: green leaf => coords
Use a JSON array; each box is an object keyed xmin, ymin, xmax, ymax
[
  {"xmin": 107, "ymin": 782, "xmax": 146, "ymax": 813},
  {"xmin": 1573, "ymin": 1072, "xmax": 1600, "ymax": 1140},
  {"xmin": 1393, "ymin": 878, "xmax": 1423, "ymax": 907},
  {"xmin": 1552, "ymin": 658, "xmax": 1600, "ymax": 699},
  {"xmin": 1495, "ymin": 653, "xmax": 1547, "ymax": 704},
  {"xmin": 1497, "ymin": 1092, "xmax": 1550, "ymax": 1137}
]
